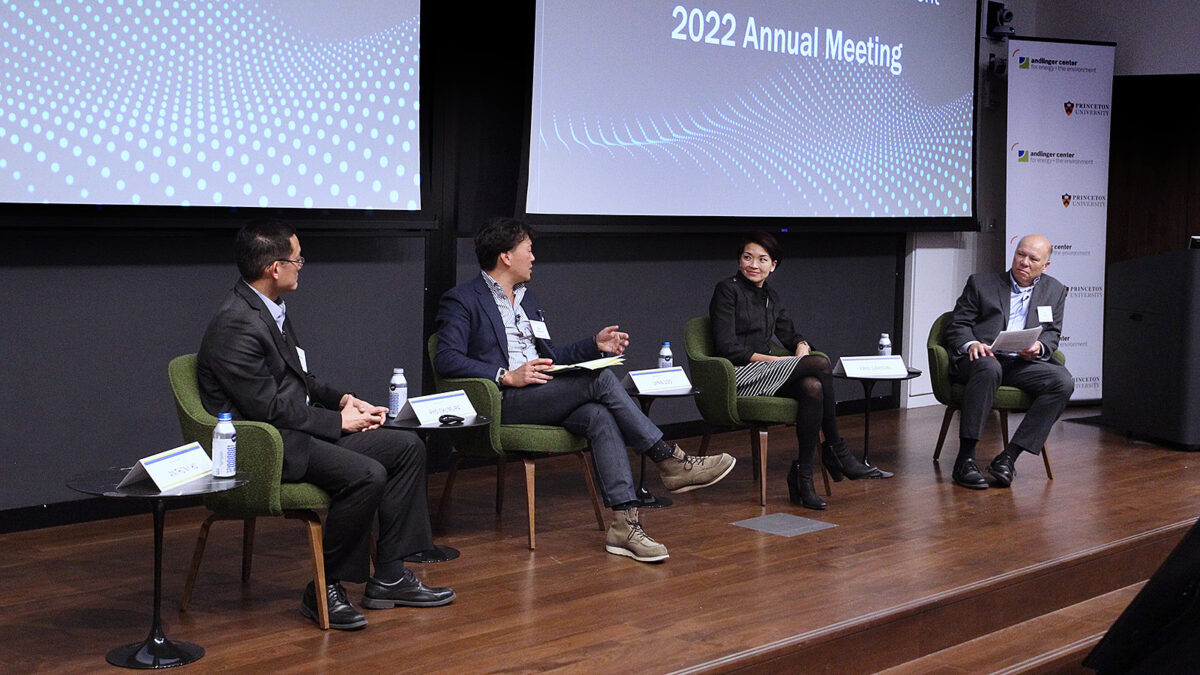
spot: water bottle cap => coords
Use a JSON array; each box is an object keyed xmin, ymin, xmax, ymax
[
  {"xmin": 393, "ymin": 367, "xmax": 404, "ymax": 374},
  {"xmin": 881, "ymin": 333, "xmax": 890, "ymax": 339},
  {"xmin": 662, "ymin": 341, "xmax": 671, "ymax": 346},
  {"xmin": 218, "ymin": 412, "xmax": 233, "ymax": 421}
]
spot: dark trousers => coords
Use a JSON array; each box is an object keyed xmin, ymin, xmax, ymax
[
  {"xmin": 284, "ymin": 428, "xmax": 432, "ymax": 583},
  {"xmin": 500, "ymin": 368, "xmax": 662, "ymax": 506},
  {"xmin": 953, "ymin": 356, "xmax": 1074, "ymax": 455}
]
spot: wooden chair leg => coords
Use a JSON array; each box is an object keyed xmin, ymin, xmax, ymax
[
  {"xmin": 240, "ymin": 517, "xmax": 256, "ymax": 583},
  {"xmin": 523, "ymin": 458, "xmax": 536, "ymax": 550},
  {"xmin": 181, "ymin": 512, "xmax": 219, "ymax": 612},
  {"xmin": 999, "ymin": 409, "xmax": 1011, "ymax": 446},
  {"xmin": 496, "ymin": 455, "xmax": 506, "ymax": 515},
  {"xmin": 1042, "ymin": 444, "xmax": 1054, "ymax": 480},
  {"xmin": 436, "ymin": 455, "xmax": 462, "ymax": 530},
  {"xmin": 749, "ymin": 428, "xmax": 768, "ymax": 506},
  {"xmin": 933, "ymin": 407, "xmax": 956, "ymax": 461},
  {"xmin": 818, "ymin": 446, "xmax": 832, "ymax": 497},
  {"xmin": 577, "ymin": 452, "xmax": 607, "ymax": 531},
  {"xmin": 296, "ymin": 513, "xmax": 329, "ymax": 630},
  {"xmin": 698, "ymin": 428, "xmax": 713, "ymax": 456}
]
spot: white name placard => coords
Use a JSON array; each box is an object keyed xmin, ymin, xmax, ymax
[
  {"xmin": 838, "ymin": 355, "xmax": 910, "ymax": 379},
  {"xmin": 396, "ymin": 389, "xmax": 477, "ymax": 425},
  {"xmin": 623, "ymin": 367, "xmax": 693, "ymax": 395},
  {"xmin": 118, "ymin": 442, "xmax": 213, "ymax": 491}
]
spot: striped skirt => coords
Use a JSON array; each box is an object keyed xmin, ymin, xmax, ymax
[{"xmin": 733, "ymin": 357, "xmax": 803, "ymax": 397}]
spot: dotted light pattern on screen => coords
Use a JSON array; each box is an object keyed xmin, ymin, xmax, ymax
[
  {"xmin": 0, "ymin": 1, "xmax": 420, "ymax": 209},
  {"xmin": 537, "ymin": 59, "xmax": 972, "ymax": 218}
]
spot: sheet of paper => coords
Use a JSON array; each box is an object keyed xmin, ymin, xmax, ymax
[
  {"xmin": 118, "ymin": 442, "xmax": 212, "ymax": 491},
  {"xmin": 990, "ymin": 326, "xmax": 1043, "ymax": 353},
  {"xmin": 396, "ymin": 390, "xmax": 476, "ymax": 425},
  {"xmin": 838, "ymin": 355, "xmax": 910, "ymax": 378},
  {"xmin": 623, "ymin": 366, "xmax": 692, "ymax": 394},
  {"xmin": 545, "ymin": 355, "xmax": 625, "ymax": 373}
]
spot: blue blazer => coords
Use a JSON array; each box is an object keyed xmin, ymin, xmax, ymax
[{"xmin": 434, "ymin": 274, "xmax": 601, "ymax": 381}]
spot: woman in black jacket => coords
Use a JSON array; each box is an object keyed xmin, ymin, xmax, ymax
[{"xmin": 708, "ymin": 231, "xmax": 893, "ymax": 509}]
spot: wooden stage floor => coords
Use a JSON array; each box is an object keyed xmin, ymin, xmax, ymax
[{"xmin": 2, "ymin": 405, "xmax": 1198, "ymax": 673}]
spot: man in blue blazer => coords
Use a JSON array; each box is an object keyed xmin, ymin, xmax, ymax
[
  {"xmin": 942, "ymin": 234, "xmax": 1074, "ymax": 489},
  {"xmin": 198, "ymin": 220, "xmax": 454, "ymax": 629},
  {"xmin": 435, "ymin": 218, "xmax": 736, "ymax": 563}
]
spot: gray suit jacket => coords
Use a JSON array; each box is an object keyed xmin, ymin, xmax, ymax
[
  {"xmin": 943, "ymin": 271, "xmax": 1067, "ymax": 374},
  {"xmin": 197, "ymin": 281, "xmax": 346, "ymax": 480}
]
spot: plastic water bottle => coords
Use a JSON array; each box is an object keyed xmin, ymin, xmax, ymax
[
  {"xmin": 877, "ymin": 333, "xmax": 893, "ymax": 356},
  {"xmin": 388, "ymin": 368, "xmax": 408, "ymax": 418},
  {"xmin": 658, "ymin": 342, "xmax": 673, "ymax": 369},
  {"xmin": 212, "ymin": 412, "xmax": 237, "ymax": 478}
]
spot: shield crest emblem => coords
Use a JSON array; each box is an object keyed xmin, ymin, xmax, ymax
[
  {"xmin": 1064, "ymin": 101, "xmax": 1074, "ymax": 116},
  {"xmin": 1061, "ymin": 193, "xmax": 1072, "ymax": 208}
]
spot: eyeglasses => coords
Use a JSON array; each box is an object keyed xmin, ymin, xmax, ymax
[{"xmin": 275, "ymin": 256, "xmax": 305, "ymax": 268}]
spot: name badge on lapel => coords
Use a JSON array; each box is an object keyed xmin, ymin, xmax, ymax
[
  {"xmin": 529, "ymin": 320, "xmax": 551, "ymax": 340},
  {"xmin": 1037, "ymin": 306, "xmax": 1053, "ymax": 323}
]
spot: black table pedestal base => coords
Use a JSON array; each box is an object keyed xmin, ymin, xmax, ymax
[{"xmin": 106, "ymin": 633, "xmax": 204, "ymax": 669}]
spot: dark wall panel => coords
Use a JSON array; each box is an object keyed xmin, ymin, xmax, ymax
[
  {"xmin": 452, "ymin": 232, "xmax": 901, "ymax": 427},
  {"xmin": 0, "ymin": 231, "xmax": 425, "ymax": 510}
]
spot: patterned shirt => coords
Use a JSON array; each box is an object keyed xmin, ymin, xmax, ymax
[{"xmin": 480, "ymin": 271, "xmax": 541, "ymax": 374}]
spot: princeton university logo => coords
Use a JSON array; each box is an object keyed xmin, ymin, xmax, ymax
[
  {"xmin": 1062, "ymin": 193, "xmax": 1072, "ymax": 208},
  {"xmin": 1063, "ymin": 101, "xmax": 1074, "ymax": 116}
]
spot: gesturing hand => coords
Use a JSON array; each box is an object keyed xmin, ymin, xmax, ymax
[
  {"xmin": 595, "ymin": 325, "xmax": 629, "ymax": 355},
  {"xmin": 795, "ymin": 341, "xmax": 811, "ymax": 357},
  {"xmin": 505, "ymin": 358, "xmax": 555, "ymax": 387}
]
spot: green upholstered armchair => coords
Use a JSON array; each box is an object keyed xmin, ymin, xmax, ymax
[
  {"xmin": 683, "ymin": 317, "xmax": 830, "ymax": 506},
  {"xmin": 168, "ymin": 354, "xmax": 334, "ymax": 629},
  {"xmin": 927, "ymin": 311, "xmax": 1062, "ymax": 479},
  {"xmin": 426, "ymin": 335, "xmax": 605, "ymax": 550}
]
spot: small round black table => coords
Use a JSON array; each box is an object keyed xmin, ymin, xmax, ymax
[
  {"xmin": 385, "ymin": 414, "xmax": 492, "ymax": 562},
  {"xmin": 625, "ymin": 388, "xmax": 699, "ymax": 508},
  {"xmin": 67, "ymin": 468, "xmax": 247, "ymax": 670},
  {"xmin": 832, "ymin": 367, "xmax": 922, "ymax": 466}
]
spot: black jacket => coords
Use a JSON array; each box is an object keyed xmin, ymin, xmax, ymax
[{"xmin": 708, "ymin": 274, "xmax": 805, "ymax": 366}]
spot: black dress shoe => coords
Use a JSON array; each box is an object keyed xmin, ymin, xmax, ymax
[
  {"xmin": 301, "ymin": 581, "xmax": 367, "ymax": 631},
  {"xmin": 362, "ymin": 568, "xmax": 456, "ymax": 609},
  {"xmin": 988, "ymin": 455, "xmax": 1015, "ymax": 487},
  {"xmin": 952, "ymin": 459, "xmax": 988, "ymax": 490}
]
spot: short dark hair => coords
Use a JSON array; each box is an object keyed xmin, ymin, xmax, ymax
[
  {"xmin": 741, "ymin": 230, "xmax": 782, "ymax": 264},
  {"xmin": 235, "ymin": 219, "xmax": 296, "ymax": 281},
  {"xmin": 475, "ymin": 217, "xmax": 536, "ymax": 270}
]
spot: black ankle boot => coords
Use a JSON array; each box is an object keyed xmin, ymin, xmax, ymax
[
  {"xmin": 787, "ymin": 460, "xmax": 826, "ymax": 510},
  {"xmin": 821, "ymin": 438, "xmax": 892, "ymax": 480}
]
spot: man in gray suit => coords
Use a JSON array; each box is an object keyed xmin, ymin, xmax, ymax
[{"xmin": 942, "ymin": 234, "xmax": 1074, "ymax": 489}]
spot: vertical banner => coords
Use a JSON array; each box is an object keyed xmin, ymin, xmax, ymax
[{"xmin": 1006, "ymin": 38, "xmax": 1115, "ymax": 401}]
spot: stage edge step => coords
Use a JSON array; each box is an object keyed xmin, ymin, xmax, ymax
[{"xmin": 671, "ymin": 519, "xmax": 1191, "ymax": 675}]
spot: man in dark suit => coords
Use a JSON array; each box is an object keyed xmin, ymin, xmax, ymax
[
  {"xmin": 943, "ymin": 234, "xmax": 1074, "ymax": 489},
  {"xmin": 197, "ymin": 219, "xmax": 454, "ymax": 630},
  {"xmin": 434, "ymin": 217, "xmax": 736, "ymax": 563}
]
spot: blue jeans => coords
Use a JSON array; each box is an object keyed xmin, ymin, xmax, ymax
[{"xmin": 500, "ymin": 368, "xmax": 662, "ymax": 506}]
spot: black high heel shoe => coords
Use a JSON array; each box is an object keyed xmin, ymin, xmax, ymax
[
  {"xmin": 821, "ymin": 439, "xmax": 893, "ymax": 481},
  {"xmin": 787, "ymin": 460, "xmax": 826, "ymax": 510}
]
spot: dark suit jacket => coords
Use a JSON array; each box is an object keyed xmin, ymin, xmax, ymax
[
  {"xmin": 943, "ymin": 271, "xmax": 1067, "ymax": 374},
  {"xmin": 434, "ymin": 274, "xmax": 601, "ymax": 380},
  {"xmin": 197, "ymin": 281, "xmax": 345, "ymax": 480}
]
